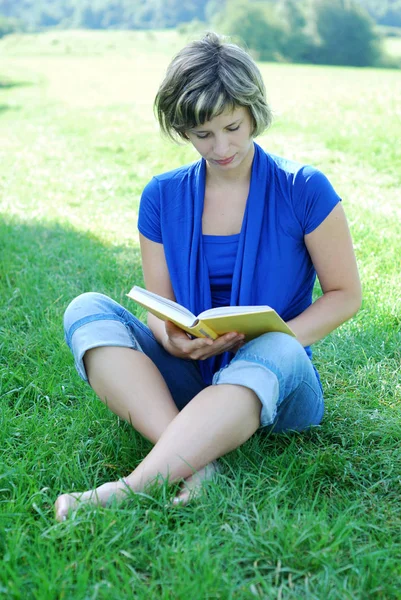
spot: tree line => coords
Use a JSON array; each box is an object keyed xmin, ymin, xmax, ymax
[
  {"xmin": 214, "ymin": 0, "xmax": 396, "ymax": 67},
  {"xmin": 2, "ymin": 0, "xmax": 401, "ymax": 30},
  {"xmin": 1, "ymin": 0, "xmax": 401, "ymax": 68},
  {"xmin": 0, "ymin": 0, "xmax": 213, "ymax": 31}
]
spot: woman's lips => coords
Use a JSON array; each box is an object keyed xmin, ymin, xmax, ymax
[{"xmin": 214, "ymin": 154, "xmax": 236, "ymax": 165}]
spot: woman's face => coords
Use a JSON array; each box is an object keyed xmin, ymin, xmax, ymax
[{"xmin": 185, "ymin": 106, "xmax": 254, "ymax": 172}]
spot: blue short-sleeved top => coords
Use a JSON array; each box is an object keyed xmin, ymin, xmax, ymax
[{"xmin": 202, "ymin": 234, "xmax": 239, "ymax": 308}]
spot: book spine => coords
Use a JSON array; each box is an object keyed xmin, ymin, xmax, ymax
[{"xmin": 190, "ymin": 320, "xmax": 218, "ymax": 340}]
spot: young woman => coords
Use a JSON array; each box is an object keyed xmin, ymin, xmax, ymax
[{"xmin": 55, "ymin": 32, "xmax": 361, "ymax": 521}]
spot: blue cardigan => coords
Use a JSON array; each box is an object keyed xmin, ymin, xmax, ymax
[{"xmin": 138, "ymin": 143, "xmax": 341, "ymax": 384}]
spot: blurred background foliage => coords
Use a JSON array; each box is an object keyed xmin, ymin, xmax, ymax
[{"xmin": 1, "ymin": 0, "xmax": 401, "ymax": 67}]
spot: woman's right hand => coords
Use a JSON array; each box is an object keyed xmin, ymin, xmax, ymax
[{"xmin": 163, "ymin": 321, "xmax": 245, "ymax": 361}]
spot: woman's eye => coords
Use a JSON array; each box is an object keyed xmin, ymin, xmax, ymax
[{"xmin": 194, "ymin": 125, "xmax": 239, "ymax": 139}]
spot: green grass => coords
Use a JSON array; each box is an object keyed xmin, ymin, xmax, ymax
[{"xmin": 1, "ymin": 30, "xmax": 401, "ymax": 599}]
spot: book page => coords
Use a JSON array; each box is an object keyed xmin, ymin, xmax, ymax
[
  {"xmin": 128, "ymin": 287, "xmax": 196, "ymax": 326},
  {"xmin": 198, "ymin": 305, "xmax": 273, "ymax": 319}
]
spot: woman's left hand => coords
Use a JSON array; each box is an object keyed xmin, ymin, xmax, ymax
[{"xmin": 163, "ymin": 321, "xmax": 245, "ymax": 360}]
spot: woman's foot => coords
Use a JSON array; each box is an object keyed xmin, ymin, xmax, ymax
[
  {"xmin": 172, "ymin": 461, "xmax": 221, "ymax": 506},
  {"xmin": 54, "ymin": 480, "xmax": 128, "ymax": 521},
  {"xmin": 55, "ymin": 461, "xmax": 222, "ymax": 520}
]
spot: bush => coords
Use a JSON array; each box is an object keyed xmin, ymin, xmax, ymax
[
  {"xmin": 214, "ymin": 0, "xmax": 287, "ymax": 62},
  {"xmin": 0, "ymin": 15, "xmax": 20, "ymax": 38},
  {"xmin": 275, "ymin": 0, "xmax": 317, "ymax": 63},
  {"xmin": 312, "ymin": 0, "xmax": 382, "ymax": 67}
]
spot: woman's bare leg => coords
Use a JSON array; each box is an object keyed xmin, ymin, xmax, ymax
[
  {"xmin": 55, "ymin": 346, "xmax": 219, "ymax": 518},
  {"xmin": 83, "ymin": 346, "xmax": 180, "ymax": 443},
  {"xmin": 55, "ymin": 383, "xmax": 261, "ymax": 520}
]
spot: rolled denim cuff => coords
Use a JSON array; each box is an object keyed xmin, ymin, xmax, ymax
[
  {"xmin": 212, "ymin": 359, "xmax": 279, "ymax": 427},
  {"xmin": 69, "ymin": 318, "xmax": 140, "ymax": 381}
]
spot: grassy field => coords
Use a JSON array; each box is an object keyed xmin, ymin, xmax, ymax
[{"xmin": 1, "ymin": 30, "xmax": 400, "ymax": 599}]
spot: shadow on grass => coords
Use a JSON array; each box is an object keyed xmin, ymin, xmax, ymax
[
  {"xmin": 0, "ymin": 214, "xmax": 152, "ymax": 490},
  {"xmin": 0, "ymin": 214, "xmax": 142, "ymax": 305},
  {"xmin": 0, "ymin": 77, "xmax": 34, "ymax": 114},
  {"xmin": 0, "ymin": 214, "xmax": 143, "ymax": 396},
  {"xmin": 0, "ymin": 103, "xmax": 20, "ymax": 114},
  {"xmin": 0, "ymin": 78, "xmax": 32, "ymax": 89},
  {"xmin": 1, "ymin": 212, "xmax": 399, "ymax": 399}
]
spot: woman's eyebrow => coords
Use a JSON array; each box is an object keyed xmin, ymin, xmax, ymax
[{"xmin": 225, "ymin": 119, "xmax": 242, "ymax": 127}]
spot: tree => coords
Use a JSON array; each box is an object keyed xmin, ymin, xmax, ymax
[
  {"xmin": 0, "ymin": 0, "xmax": 210, "ymax": 30},
  {"xmin": 0, "ymin": 14, "xmax": 20, "ymax": 37},
  {"xmin": 215, "ymin": 0, "xmax": 286, "ymax": 61},
  {"xmin": 313, "ymin": 0, "xmax": 382, "ymax": 66},
  {"xmin": 205, "ymin": 0, "xmax": 224, "ymax": 24},
  {"xmin": 275, "ymin": 0, "xmax": 316, "ymax": 62}
]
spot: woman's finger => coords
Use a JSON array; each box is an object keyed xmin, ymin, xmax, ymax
[
  {"xmin": 165, "ymin": 322, "xmax": 214, "ymax": 357},
  {"xmin": 212, "ymin": 332, "xmax": 244, "ymax": 350},
  {"xmin": 165, "ymin": 322, "xmax": 244, "ymax": 359},
  {"xmin": 193, "ymin": 335, "xmax": 245, "ymax": 360}
]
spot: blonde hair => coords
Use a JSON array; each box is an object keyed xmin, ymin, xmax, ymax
[{"xmin": 154, "ymin": 32, "xmax": 272, "ymax": 142}]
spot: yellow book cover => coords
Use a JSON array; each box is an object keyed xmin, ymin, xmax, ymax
[{"xmin": 127, "ymin": 286, "xmax": 295, "ymax": 341}]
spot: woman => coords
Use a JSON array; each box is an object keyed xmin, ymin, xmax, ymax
[{"xmin": 55, "ymin": 32, "xmax": 361, "ymax": 521}]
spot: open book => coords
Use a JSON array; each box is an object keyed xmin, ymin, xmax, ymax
[{"xmin": 127, "ymin": 286, "xmax": 295, "ymax": 340}]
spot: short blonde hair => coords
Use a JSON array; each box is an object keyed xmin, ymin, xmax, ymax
[{"xmin": 154, "ymin": 32, "xmax": 272, "ymax": 142}]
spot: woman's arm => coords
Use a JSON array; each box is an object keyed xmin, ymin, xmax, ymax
[
  {"xmin": 139, "ymin": 234, "xmax": 244, "ymax": 358},
  {"xmin": 139, "ymin": 233, "xmax": 176, "ymax": 346},
  {"xmin": 286, "ymin": 203, "xmax": 362, "ymax": 347}
]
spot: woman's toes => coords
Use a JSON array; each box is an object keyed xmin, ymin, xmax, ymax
[
  {"xmin": 54, "ymin": 494, "xmax": 79, "ymax": 522},
  {"xmin": 172, "ymin": 489, "xmax": 191, "ymax": 506},
  {"xmin": 171, "ymin": 461, "xmax": 221, "ymax": 506}
]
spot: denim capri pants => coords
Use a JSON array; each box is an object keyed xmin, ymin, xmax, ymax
[{"xmin": 64, "ymin": 292, "xmax": 324, "ymax": 432}]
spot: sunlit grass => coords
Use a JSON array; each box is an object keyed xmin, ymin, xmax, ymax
[{"xmin": 1, "ymin": 30, "xmax": 400, "ymax": 599}]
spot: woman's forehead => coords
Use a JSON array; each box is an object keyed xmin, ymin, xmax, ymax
[{"xmin": 197, "ymin": 106, "xmax": 248, "ymax": 127}]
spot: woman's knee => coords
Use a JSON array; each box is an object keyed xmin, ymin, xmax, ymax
[
  {"xmin": 63, "ymin": 292, "xmax": 140, "ymax": 380},
  {"xmin": 240, "ymin": 331, "xmax": 305, "ymax": 365},
  {"xmin": 63, "ymin": 292, "xmax": 118, "ymax": 336},
  {"xmin": 229, "ymin": 331, "xmax": 320, "ymax": 416}
]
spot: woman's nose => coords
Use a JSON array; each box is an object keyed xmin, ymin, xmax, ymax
[{"xmin": 213, "ymin": 135, "xmax": 230, "ymax": 158}]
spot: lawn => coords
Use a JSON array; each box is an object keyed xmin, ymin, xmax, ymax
[{"xmin": 1, "ymin": 30, "xmax": 400, "ymax": 599}]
